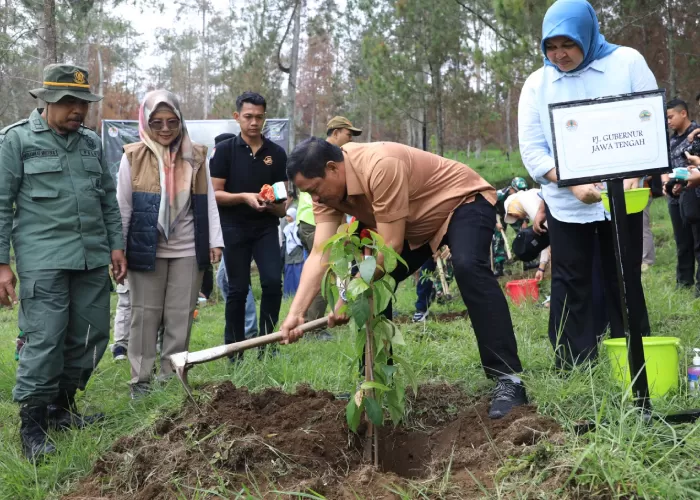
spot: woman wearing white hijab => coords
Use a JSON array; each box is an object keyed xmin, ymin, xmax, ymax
[{"xmin": 117, "ymin": 90, "xmax": 223, "ymax": 397}]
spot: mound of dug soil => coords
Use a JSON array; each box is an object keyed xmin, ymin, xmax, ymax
[{"xmin": 65, "ymin": 383, "xmax": 561, "ymax": 499}]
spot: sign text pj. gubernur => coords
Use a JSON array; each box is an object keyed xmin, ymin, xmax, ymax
[{"xmin": 591, "ymin": 130, "xmax": 645, "ymax": 154}]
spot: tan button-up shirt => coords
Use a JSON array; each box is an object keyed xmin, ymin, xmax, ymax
[{"xmin": 313, "ymin": 142, "xmax": 497, "ymax": 251}]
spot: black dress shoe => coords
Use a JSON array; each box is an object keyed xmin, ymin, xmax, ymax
[{"xmin": 488, "ymin": 379, "xmax": 528, "ymax": 419}]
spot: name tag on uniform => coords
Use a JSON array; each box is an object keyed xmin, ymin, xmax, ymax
[
  {"xmin": 80, "ymin": 150, "xmax": 99, "ymax": 158},
  {"xmin": 22, "ymin": 149, "xmax": 58, "ymax": 160}
]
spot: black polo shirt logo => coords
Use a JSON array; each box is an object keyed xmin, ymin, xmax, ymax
[{"xmin": 263, "ymin": 156, "xmax": 273, "ymax": 166}]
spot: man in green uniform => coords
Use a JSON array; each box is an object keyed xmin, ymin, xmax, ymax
[
  {"xmin": 492, "ymin": 177, "xmax": 528, "ymax": 276},
  {"xmin": 0, "ymin": 64, "xmax": 126, "ymax": 461}
]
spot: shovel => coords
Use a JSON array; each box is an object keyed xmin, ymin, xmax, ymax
[
  {"xmin": 497, "ymin": 215, "xmax": 513, "ymax": 261},
  {"xmin": 435, "ymin": 256, "xmax": 452, "ymax": 301},
  {"xmin": 170, "ymin": 316, "xmax": 329, "ymax": 399}
]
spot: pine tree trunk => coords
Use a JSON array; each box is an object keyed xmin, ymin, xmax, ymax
[
  {"xmin": 97, "ymin": 47, "xmax": 104, "ymax": 128},
  {"xmin": 287, "ymin": 0, "xmax": 302, "ymax": 149},
  {"xmin": 123, "ymin": 29, "xmax": 130, "ymax": 115},
  {"xmin": 8, "ymin": 86, "xmax": 19, "ymax": 122},
  {"xmin": 2, "ymin": 0, "xmax": 9, "ymax": 34},
  {"xmin": 367, "ymin": 96, "xmax": 372, "ymax": 142},
  {"xmin": 92, "ymin": 0, "xmax": 105, "ymax": 130},
  {"xmin": 432, "ymin": 64, "xmax": 444, "ymax": 156},
  {"xmin": 419, "ymin": 63, "xmax": 428, "ymax": 151},
  {"xmin": 202, "ymin": 4, "xmax": 208, "ymax": 119},
  {"xmin": 665, "ymin": 0, "xmax": 676, "ymax": 98},
  {"xmin": 310, "ymin": 92, "xmax": 316, "ymax": 137},
  {"xmin": 40, "ymin": 0, "xmax": 57, "ymax": 69},
  {"xmin": 475, "ymin": 57, "xmax": 482, "ymax": 94},
  {"xmin": 505, "ymin": 86, "xmax": 512, "ymax": 158},
  {"xmin": 465, "ymin": 117, "xmax": 471, "ymax": 158}
]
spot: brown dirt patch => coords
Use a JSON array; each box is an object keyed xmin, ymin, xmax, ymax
[{"xmin": 64, "ymin": 383, "xmax": 561, "ymax": 499}]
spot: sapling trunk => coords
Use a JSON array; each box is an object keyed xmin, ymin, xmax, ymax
[
  {"xmin": 364, "ymin": 303, "xmax": 380, "ymax": 465},
  {"xmin": 364, "ymin": 247, "xmax": 379, "ymax": 467},
  {"xmin": 327, "ymin": 224, "xmax": 411, "ymax": 467}
]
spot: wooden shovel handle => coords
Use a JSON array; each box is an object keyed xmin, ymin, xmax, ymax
[
  {"xmin": 184, "ymin": 316, "xmax": 329, "ymax": 366},
  {"xmin": 436, "ymin": 257, "xmax": 450, "ymax": 293},
  {"xmin": 497, "ymin": 215, "xmax": 512, "ymax": 260}
]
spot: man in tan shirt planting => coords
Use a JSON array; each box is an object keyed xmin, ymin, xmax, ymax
[{"xmin": 280, "ymin": 138, "xmax": 526, "ymax": 419}]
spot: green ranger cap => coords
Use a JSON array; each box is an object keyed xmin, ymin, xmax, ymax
[
  {"xmin": 326, "ymin": 116, "xmax": 362, "ymax": 136},
  {"xmin": 29, "ymin": 64, "xmax": 103, "ymax": 103}
]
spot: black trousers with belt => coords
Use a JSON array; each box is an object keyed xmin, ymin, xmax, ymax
[
  {"xmin": 667, "ymin": 198, "xmax": 700, "ymax": 290},
  {"xmin": 545, "ymin": 206, "xmax": 650, "ymax": 367},
  {"xmin": 222, "ymin": 224, "xmax": 282, "ymax": 351},
  {"xmin": 380, "ymin": 195, "xmax": 523, "ymax": 377}
]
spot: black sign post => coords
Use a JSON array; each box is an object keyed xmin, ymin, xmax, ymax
[{"xmin": 606, "ymin": 178, "xmax": 651, "ymax": 411}]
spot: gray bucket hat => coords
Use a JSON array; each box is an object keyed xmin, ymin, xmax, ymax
[{"xmin": 29, "ymin": 64, "xmax": 103, "ymax": 103}]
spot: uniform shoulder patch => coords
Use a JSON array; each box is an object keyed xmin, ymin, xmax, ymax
[
  {"xmin": 0, "ymin": 118, "xmax": 29, "ymax": 148},
  {"xmin": 0, "ymin": 118, "xmax": 29, "ymax": 136}
]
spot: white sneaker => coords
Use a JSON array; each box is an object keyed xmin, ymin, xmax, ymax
[
  {"xmin": 112, "ymin": 345, "xmax": 127, "ymax": 361},
  {"xmin": 412, "ymin": 311, "xmax": 429, "ymax": 322}
]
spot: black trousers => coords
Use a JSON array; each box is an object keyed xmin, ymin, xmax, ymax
[
  {"xmin": 200, "ymin": 265, "xmax": 213, "ymax": 299},
  {"xmin": 383, "ymin": 195, "xmax": 522, "ymax": 377},
  {"xmin": 222, "ymin": 224, "xmax": 282, "ymax": 347},
  {"xmin": 667, "ymin": 199, "xmax": 700, "ymax": 289},
  {"xmin": 546, "ymin": 207, "xmax": 650, "ymax": 367}
]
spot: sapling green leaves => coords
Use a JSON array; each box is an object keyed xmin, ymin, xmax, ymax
[{"xmin": 320, "ymin": 223, "xmax": 413, "ymax": 433}]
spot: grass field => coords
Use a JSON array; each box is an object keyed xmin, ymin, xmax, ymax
[
  {"xmin": 444, "ymin": 149, "xmax": 529, "ymax": 189},
  {"xmin": 2, "ymin": 174, "xmax": 700, "ymax": 498}
]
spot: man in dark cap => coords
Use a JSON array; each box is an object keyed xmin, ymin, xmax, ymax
[
  {"xmin": 325, "ymin": 115, "xmax": 362, "ymax": 145},
  {"xmin": 0, "ymin": 64, "xmax": 126, "ymax": 460},
  {"xmin": 296, "ymin": 116, "xmax": 363, "ymax": 334}
]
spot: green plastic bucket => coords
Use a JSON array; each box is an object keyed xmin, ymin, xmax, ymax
[
  {"xmin": 600, "ymin": 187, "xmax": 650, "ymax": 214},
  {"xmin": 602, "ymin": 337, "xmax": 680, "ymax": 399}
]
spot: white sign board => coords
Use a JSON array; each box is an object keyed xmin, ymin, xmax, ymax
[{"xmin": 549, "ymin": 90, "xmax": 671, "ymax": 187}]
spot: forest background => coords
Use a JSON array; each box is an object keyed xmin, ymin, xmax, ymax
[{"xmin": 1, "ymin": 0, "xmax": 699, "ymax": 156}]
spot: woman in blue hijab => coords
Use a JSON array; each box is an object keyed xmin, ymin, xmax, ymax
[{"xmin": 518, "ymin": 0, "xmax": 656, "ymax": 368}]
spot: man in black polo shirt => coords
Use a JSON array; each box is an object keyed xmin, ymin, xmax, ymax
[{"xmin": 210, "ymin": 92, "xmax": 287, "ymax": 358}]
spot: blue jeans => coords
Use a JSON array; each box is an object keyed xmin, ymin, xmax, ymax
[
  {"xmin": 216, "ymin": 257, "xmax": 258, "ymax": 339},
  {"xmin": 415, "ymin": 259, "xmax": 436, "ymax": 313}
]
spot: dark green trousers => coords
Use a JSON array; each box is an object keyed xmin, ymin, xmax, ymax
[
  {"xmin": 13, "ymin": 267, "xmax": 111, "ymax": 404},
  {"xmin": 492, "ymin": 229, "xmax": 507, "ymax": 264}
]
